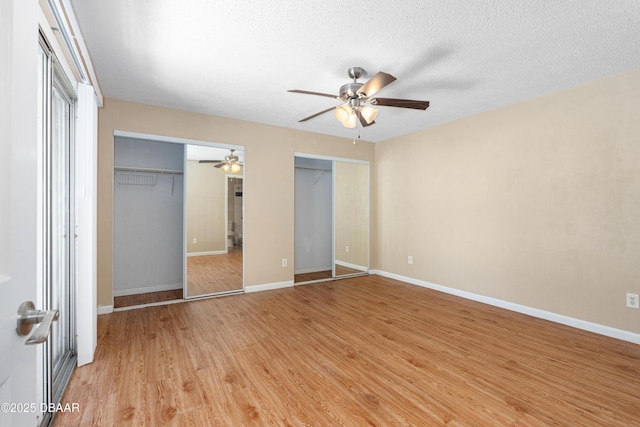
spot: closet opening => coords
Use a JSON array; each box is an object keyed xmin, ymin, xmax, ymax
[
  {"xmin": 294, "ymin": 153, "xmax": 370, "ymax": 285},
  {"xmin": 112, "ymin": 132, "xmax": 245, "ymax": 310}
]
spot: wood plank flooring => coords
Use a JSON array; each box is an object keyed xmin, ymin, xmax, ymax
[
  {"xmin": 115, "ymin": 247, "xmax": 243, "ymax": 308},
  {"xmin": 114, "ymin": 289, "xmax": 183, "ymax": 308},
  {"xmin": 294, "ymin": 265, "xmax": 366, "ymax": 283},
  {"xmin": 54, "ymin": 275, "xmax": 640, "ymax": 426},
  {"xmin": 187, "ymin": 246, "xmax": 243, "ymax": 296}
]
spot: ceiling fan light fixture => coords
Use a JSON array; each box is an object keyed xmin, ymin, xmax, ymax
[
  {"xmin": 335, "ymin": 105, "xmax": 351, "ymax": 123},
  {"xmin": 221, "ymin": 163, "xmax": 230, "ymax": 172},
  {"xmin": 335, "ymin": 104, "xmax": 357, "ymax": 128},
  {"xmin": 360, "ymin": 105, "xmax": 378, "ymax": 124},
  {"xmin": 230, "ymin": 163, "xmax": 241, "ymax": 173},
  {"xmin": 343, "ymin": 111, "xmax": 357, "ymax": 128}
]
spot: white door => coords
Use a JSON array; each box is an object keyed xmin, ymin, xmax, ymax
[{"xmin": 1, "ymin": 0, "xmax": 41, "ymax": 425}]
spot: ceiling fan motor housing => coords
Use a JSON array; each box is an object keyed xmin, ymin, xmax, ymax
[
  {"xmin": 347, "ymin": 66, "xmax": 364, "ymax": 80},
  {"xmin": 339, "ymin": 82, "xmax": 364, "ymax": 102}
]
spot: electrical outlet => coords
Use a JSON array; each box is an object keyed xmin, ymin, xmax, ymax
[
  {"xmin": 626, "ymin": 293, "xmax": 639, "ymax": 309},
  {"xmin": 192, "ymin": 238, "xmax": 197, "ymax": 244},
  {"xmin": 282, "ymin": 258, "xmax": 287, "ymax": 268},
  {"xmin": 408, "ymin": 255, "xmax": 413, "ymax": 265},
  {"xmin": 345, "ymin": 245, "xmax": 350, "ymax": 253}
]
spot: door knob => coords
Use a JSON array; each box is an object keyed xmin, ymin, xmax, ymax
[{"xmin": 16, "ymin": 301, "xmax": 59, "ymax": 345}]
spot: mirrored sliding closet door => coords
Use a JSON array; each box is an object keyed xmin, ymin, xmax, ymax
[{"xmin": 184, "ymin": 145, "xmax": 244, "ymax": 298}]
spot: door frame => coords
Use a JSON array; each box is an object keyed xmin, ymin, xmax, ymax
[
  {"xmin": 293, "ymin": 152, "xmax": 370, "ymax": 284},
  {"xmin": 111, "ymin": 130, "xmax": 246, "ymax": 302},
  {"xmin": 38, "ymin": 0, "xmax": 98, "ymax": 370},
  {"xmin": 37, "ymin": 33, "xmax": 79, "ymax": 425}
]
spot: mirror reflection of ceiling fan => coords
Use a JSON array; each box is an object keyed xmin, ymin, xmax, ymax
[
  {"xmin": 198, "ymin": 149, "xmax": 243, "ymax": 173},
  {"xmin": 288, "ymin": 66, "xmax": 430, "ymax": 128}
]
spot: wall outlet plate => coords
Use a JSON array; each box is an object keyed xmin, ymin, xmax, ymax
[{"xmin": 626, "ymin": 293, "xmax": 639, "ymax": 309}]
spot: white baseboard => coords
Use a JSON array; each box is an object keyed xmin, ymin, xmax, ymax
[
  {"xmin": 114, "ymin": 283, "xmax": 182, "ymax": 297},
  {"xmin": 245, "ymin": 280, "xmax": 294, "ymax": 293},
  {"xmin": 371, "ymin": 269, "xmax": 640, "ymax": 345},
  {"xmin": 187, "ymin": 250, "xmax": 227, "ymax": 257},
  {"xmin": 335, "ymin": 260, "xmax": 368, "ymax": 272},
  {"xmin": 97, "ymin": 305, "xmax": 114, "ymax": 315}
]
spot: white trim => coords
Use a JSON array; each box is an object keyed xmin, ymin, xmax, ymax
[
  {"xmin": 114, "ymin": 283, "xmax": 182, "ymax": 297},
  {"xmin": 37, "ymin": 7, "xmax": 76, "ymax": 95},
  {"xmin": 114, "ymin": 130, "xmax": 244, "ymax": 151},
  {"xmin": 60, "ymin": 0, "xmax": 103, "ymax": 106},
  {"xmin": 332, "ymin": 160, "xmax": 336, "ymax": 278},
  {"xmin": 97, "ymin": 305, "xmax": 114, "ymax": 315},
  {"xmin": 372, "ymin": 270, "xmax": 640, "ymax": 345},
  {"xmin": 294, "ymin": 152, "xmax": 370, "ymax": 165},
  {"xmin": 244, "ymin": 280, "xmax": 294, "ymax": 293},
  {"xmin": 75, "ymin": 83, "xmax": 98, "ymax": 367},
  {"xmin": 335, "ymin": 260, "xmax": 368, "ymax": 272},
  {"xmin": 44, "ymin": 0, "xmax": 86, "ymax": 82},
  {"xmin": 187, "ymin": 250, "xmax": 227, "ymax": 257}
]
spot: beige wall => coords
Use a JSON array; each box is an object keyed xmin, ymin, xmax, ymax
[
  {"xmin": 375, "ymin": 69, "xmax": 640, "ymax": 333},
  {"xmin": 186, "ymin": 160, "xmax": 226, "ymax": 254},
  {"xmin": 97, "ymin": 98, "xmax": 376, "ymax": 307},
  {"xmin": 98, "ymin": 70, "xmax": 640, "ymax": 335}
]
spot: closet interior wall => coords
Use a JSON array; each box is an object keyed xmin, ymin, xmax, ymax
[
  {"xmin": 113, "ymin": 137, "xmax": 184, "ymax": 297},
  {"xmin": 294, "ymin": 157, "xmax": 333, "ymax": 275}
]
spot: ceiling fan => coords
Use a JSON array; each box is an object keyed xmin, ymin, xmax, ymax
[
  {"xmin": 288, "ymin": 66, "xmax": 429, "ymax": 128},
  {"xmin": 198, "ymin": 149, "xmax": 243, "ymax": 173}
]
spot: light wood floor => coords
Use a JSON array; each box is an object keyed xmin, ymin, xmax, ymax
[
  {"xmin": 115, "ymin": 247, "xmax": 243, "ymax": 308},
  {"xmin": 55, "ymin": 275, "xmax": 640, "ymax": 426},
  {"xmin": 114, "ymin": 289, "xmax": 183, "ymax": 309},
  {"xmin": 187, "ymin": 246, "xmax": 243, "ymax": 296},
  {"xmin": 294, "ymin": 265, "xmax": 365, "ymax": 283}
]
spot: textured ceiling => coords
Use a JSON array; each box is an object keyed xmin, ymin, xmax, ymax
[{"xmin": 70, "ymin": 0, "xmax": 640, "ymax": 142}]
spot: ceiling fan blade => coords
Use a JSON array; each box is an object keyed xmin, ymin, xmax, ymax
[
  {"xmin": 356, "ymin": 72, "xmax": 397, "ymax": 98},
  {"xmin": 288, "ymin": 89, "xmax": 338, "ymax": 99},
  {"xmin": 355, "ymin": 110, "xmax": 375, "ymax": 128},
  {"xmin": 298, "ymin": 106, "xmax": 337, "ymax": 122},
  {"xmin": 214, "ymin": 163, "xmax": 225, "ymax": 168},
  {"xmin": 369, "ymin": 97, "xmax": 430, "ymax": 110},
  {"xmin": 198, "ymin": 160, "xmax": 222, "ymax": 163}
]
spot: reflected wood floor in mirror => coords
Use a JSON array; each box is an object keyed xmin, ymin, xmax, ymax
[
  {"xmin": 188, "ymin": 246, "xmax": 243, "ymax": 296},
  {"xmin": 55, "ymin": 275, "xmax": 640, "ymax": 426},
  {"xmin": 294, "ymin": 265, "xmax": 364, "ymax": 283}
]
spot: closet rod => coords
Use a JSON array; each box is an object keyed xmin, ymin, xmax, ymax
[
  {"xmin": 295, "ymin": 166, "xmax": 332, "ymax": 172},
  {"xmin": 114, "ymin": 166, "xmax": 184, "ymax": 175}
]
